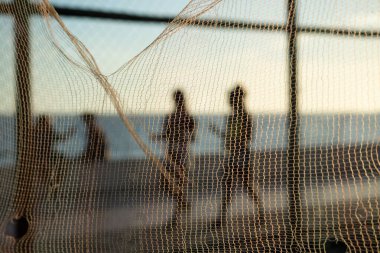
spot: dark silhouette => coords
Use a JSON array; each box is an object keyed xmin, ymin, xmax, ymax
[
  {"xmin": 32, "ymin": 115, "xmax": 75, "ymax": 200},
  {"xmin": 33, "ymin": 115, "xmax": 75, "ymax": 163},
  {"xmin": 209, "ymin": 85, "xmax": 262, "ymax": 226},
  {"xmin": 151, "ymin": 90, "xmax": 196, "ymax": 226},
  {"xmin": 21, "ymin": 115, "xmax": 76, "ymax": 234},
  {"xmin": 81, "ymin": 113, "xmax": 108, "ymax": 162}
]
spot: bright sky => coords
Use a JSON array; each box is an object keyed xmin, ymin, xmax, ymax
[{"xmin": 1, "ymin": 0, "xmax": 380, "ymax": 114}]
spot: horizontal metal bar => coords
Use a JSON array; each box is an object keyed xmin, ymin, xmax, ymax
[
  {"xmin": 299, "ymin": 26, "xmax": 380, "ymax": 37},
  {"xmin": 1, "ymin": 4, "xmax": 379, "ymax": 38},
  {"xmin": 53, "ymin": 6, "xmax": 380, "ymax": 38},
  {"xmin": 53, "ymin": 6, "xmax": 288, "ymax": 32},
  {"xmin": 54, "ymin": 6, "xmax": 174, "ymax": 24}
]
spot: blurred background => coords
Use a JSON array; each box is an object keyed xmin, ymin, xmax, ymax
[
  {"xmin": 1, "ymin": 0, "xmax": 380, "ymax": 251},
  {"xmin": 1, "ymin": 0, "xmax": 380, "ymax": 162}
]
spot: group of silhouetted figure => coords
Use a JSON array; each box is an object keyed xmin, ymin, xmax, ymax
[
  {"xmin": 33, "ymin": 113, "xmax": 108, "ymax": 164},
  {"xmin": 150, "ymin": 85, "xmax": 262, "ymax": 227},
  {"xmin": 31, "ymin": 84, "xmax": 262, "ymax": 228}
]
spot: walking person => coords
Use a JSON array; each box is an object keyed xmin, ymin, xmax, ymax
[
  {"xmin": 151, "ymin": 90, "xmax": 196, "ymax": 226},
  {"xmin": 209, "ymin": 85, "xmax": 262, "ymax": 227}
]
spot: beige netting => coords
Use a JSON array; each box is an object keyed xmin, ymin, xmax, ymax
[{"xmin": 0, "ymin": 0, "xmax": 379, "ymax": 252}]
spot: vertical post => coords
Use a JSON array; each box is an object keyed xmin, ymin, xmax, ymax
[
  {"xmin": 286, "ymin": 0, "xmax": 300, "ymax": 250},
  {"xmin": 14, "ymin": 0, "xmax": 32, "ymax": 217}
]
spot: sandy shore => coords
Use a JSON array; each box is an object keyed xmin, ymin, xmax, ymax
[{"xmin": 0, "ymin": 144, "xmax": 379, "ymax": 251}]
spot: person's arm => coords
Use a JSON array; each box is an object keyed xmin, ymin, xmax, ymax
[
  {"xmin": 249, "ymin": 115, "xmax": 255, "ymax": 144},
  {"xmin": 208, "ymin": 121, "xmax": 226, "ymax": 139},
  {"xmin": 97, "ymin": 128, "xmax": 108, "ymax": 161},
  {"xmin": 53, "ymin": 126, "xmax": 76, "ymax": 141},
  {"xmin": 150, "ymin": 116, "xmax": 168, "ymax": 141},
  {"xmin": 189, "ymin": 117, "xmax": 196, "ymax": 142},
  {"xmin": 245, "ymin": 114, "xmax": 252, "ymax": 142},
  {"xmin": 84, "ymin": 126, "xmax": 106, "ymax": 161}
]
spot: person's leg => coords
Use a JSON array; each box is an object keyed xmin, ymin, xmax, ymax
[
  {"xmin": 174, "ymin": 164, "xmax": 189, "ymax": 209},
  {"xmin": 215, "ymin": 157, "xmax": 235, "ymax": 228},
  {"xmin": 171, "ymin": 153, "xmax": 190, "ymax": 228},
  {"xmin": 242, "ymin": 153, "xmax": 263, "ymax": 217},
  {"xmin": 220, "ymin": 175, "xmax": 233, "ymax": 218},
  {"xmin": 175, "ymin": 154, "xmax": 188, "ymax": 193},
  {"xmin": 247, "ymin": 183, "xmax": 262, "ymax": 214}
]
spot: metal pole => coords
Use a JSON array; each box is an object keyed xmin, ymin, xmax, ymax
[
  {"xmin": 14, "ymin": 0, "xmax": 32, "ymax": 221},
  {"xmin": 286, "ymin": 0, "xmax": 301, "ymax": 250}
]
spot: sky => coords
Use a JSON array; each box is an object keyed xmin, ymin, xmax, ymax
[{"xmin": 1, "ymin": 0, "xmax": 380, "ymax": 114}]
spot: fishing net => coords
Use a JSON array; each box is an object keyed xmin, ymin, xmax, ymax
[{"xmin": 0, "ymin": 0, "xmax": 379, "ymax": 252}]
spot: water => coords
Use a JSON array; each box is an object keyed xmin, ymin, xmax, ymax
[{"xmin": 0, "ymin": 114, "xmax": 379, "ymax": 166}]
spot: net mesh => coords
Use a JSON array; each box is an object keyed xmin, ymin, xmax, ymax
[{"xmin": 0, "ymin": 0, "xmax": 380, "ymax": 252}]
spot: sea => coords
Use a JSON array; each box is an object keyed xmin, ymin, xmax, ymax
[{"xmin": 1, "ymin": 113, "xmax": 380, "ymax": 167}]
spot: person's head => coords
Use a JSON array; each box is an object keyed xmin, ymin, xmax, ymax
[
  {"xmin": 229, "ymin": 85, "xmax": 246, "ymax": 110},
  {"xmin": 81, "ymin": 113, "xmax": 96, "ymax": 125},
  {"xmin": 173, "ymin": 89, "xmax": 185, "ymax": 107}
]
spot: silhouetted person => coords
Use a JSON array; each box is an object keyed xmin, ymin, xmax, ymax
[
  {"xmin": 28, "ymin": 115, "xmax": 75, "ymax": 228},
  {"xmin": 34, "ymin": 115, "xmax": 75, "ymax": 163},
  {"xmin": 7, "ymin": 116, "xmax": 74, "ymax": 241},
  {"xmin": 151, "ymin": 90, "xmax": 196, "ymax": 226},
  {"xmin": 209, "ymin": 85, "xmax": 262, "ymax": 227},
  {"xmin": 81, "ymin": 113, "xmax": 108, "ymax": 162},
  {"xmin": 33, "ymin": 115, "xmax": 74, "ymax": 193}
]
